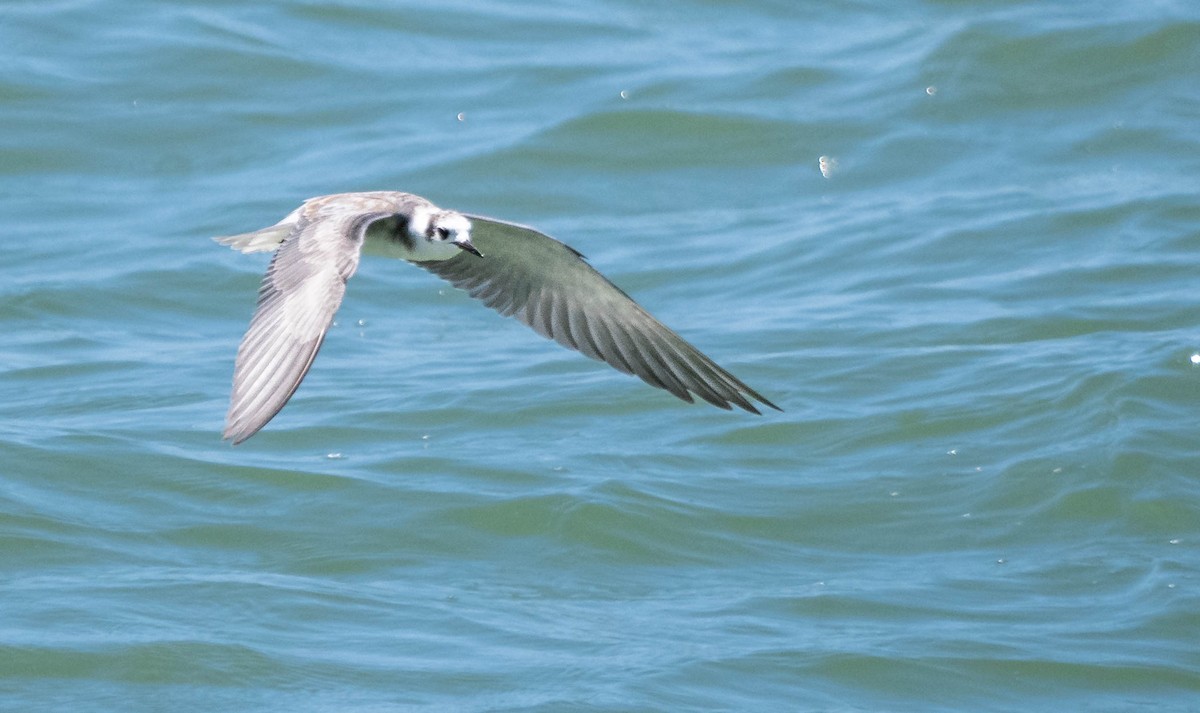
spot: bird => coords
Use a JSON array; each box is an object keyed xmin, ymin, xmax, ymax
[{"xmin": 216, "ymin": 191, "xmax": 778, "ymax": 443}]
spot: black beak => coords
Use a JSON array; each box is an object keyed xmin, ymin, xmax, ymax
[{"xmin": 453, "ymin": 237, "xmax": 483, "ymax": 258}]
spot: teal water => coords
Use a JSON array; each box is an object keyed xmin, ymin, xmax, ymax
[{"xmin": 3, "ymin": 0, "xmax": 1199, "ymax": 710}]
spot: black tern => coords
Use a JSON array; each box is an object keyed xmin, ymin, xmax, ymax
[{"xmin": 217, "ymin": 191, "xmax": 778, "ymax": 443}]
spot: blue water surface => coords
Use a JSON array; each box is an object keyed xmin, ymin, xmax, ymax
[{"xmin": 1, "ymin": 0, "xmax": 1198, "ymax": 710}]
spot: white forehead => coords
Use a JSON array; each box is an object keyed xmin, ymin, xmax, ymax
[
  {"xmin": 436, "ymin": 212, "xmax": 472, "ymax": 235},
  {"xmin": 409, "ymin": 206, "xmax": 471, "ymax": 236}
]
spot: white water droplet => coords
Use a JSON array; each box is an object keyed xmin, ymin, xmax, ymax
[{"xmin": 818, "ymin": 155, "xmax": 837, "ymax": 178}]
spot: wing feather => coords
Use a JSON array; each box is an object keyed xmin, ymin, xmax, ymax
[
  {"xmin": 221, "ymin": 213, "xmax": 374, "ymax": 443},
  {"xmin": 417, "ymin": 216, "xmax": 778, "ymax": 413}
]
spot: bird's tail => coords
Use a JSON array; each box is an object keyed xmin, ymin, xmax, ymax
[{"xmin": 214, "ymin": 225, "xmax": 292, "ymax": 254}]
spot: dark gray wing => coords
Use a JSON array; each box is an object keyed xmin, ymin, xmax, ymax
[
  {"xmin": 222, "ymin": 214, "xmax": 376, "ymax": 444},
  {"xmin": 416, "ymin": 215, "xmax": 779, "ymax": 413}
]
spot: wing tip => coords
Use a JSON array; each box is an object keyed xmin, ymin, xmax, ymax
[
  {"xmin": 751, "ymin": 393, "xmax": 783, "ymax": 413},
  {"xmin": 692, "ymin": 382, "xmax": 781, "ymax": 415},
  {"xmin": 222, "ymin": 420, "xmax": 258, "ymax": 446}
]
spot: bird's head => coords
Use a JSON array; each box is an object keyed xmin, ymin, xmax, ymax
[{"xmin": 424, "ymin": 211, "xmax": 482, "ymax": 258}]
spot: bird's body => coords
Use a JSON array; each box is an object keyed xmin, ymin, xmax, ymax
[{"xmin": 217, "ymin": 191, "xmax": 777, "ymax": 443}]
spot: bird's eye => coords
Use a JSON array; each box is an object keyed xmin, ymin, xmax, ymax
[{"xmin": 435, "ymin": 227, "xmax": 450, "ymax": 240}]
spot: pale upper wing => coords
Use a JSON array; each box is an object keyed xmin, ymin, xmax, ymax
[
  {"xmin": 415, "ymin": 215, "xmax": 779, "ymax": 413},
  {"xmin": 222, "ymin": 213, "xmax": 377, "ymax": 444}
]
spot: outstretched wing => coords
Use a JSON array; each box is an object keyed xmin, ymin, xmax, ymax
[
  {"xmin": 415, "ymin": 215, "xmax": 779, "ymax": 413},
  {"xmin": 221, "ymin": 213, "xmax": 377, "ymax": 444}
]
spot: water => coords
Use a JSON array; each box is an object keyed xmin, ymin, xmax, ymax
[{"xmin": 2, "ymin": 0, "xmax": 1199, "ymax": 710}]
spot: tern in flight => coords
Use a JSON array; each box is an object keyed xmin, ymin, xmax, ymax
[{"xmin": 217, "ymin": 191, "xmax": 778, "ymax": 443}]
